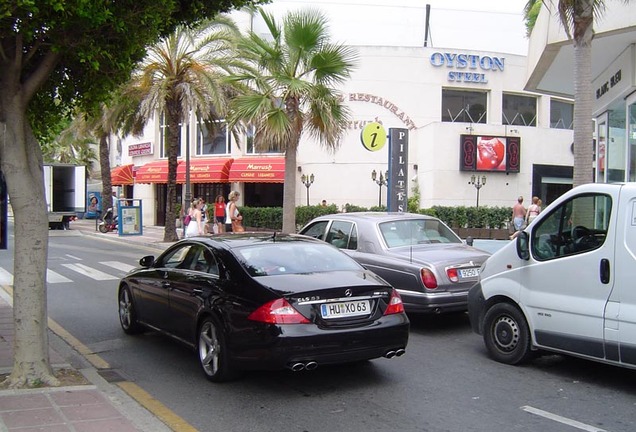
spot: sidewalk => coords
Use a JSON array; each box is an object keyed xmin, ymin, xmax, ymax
[
  {"xmin": 67, "ymin": 217, "xmax": 177, "ymax": 251},
  {"xmin": 0, "ymin": 219, "xmax": 178, "ymax": 432}
]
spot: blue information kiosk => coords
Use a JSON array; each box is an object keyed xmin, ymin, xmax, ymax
[{"xmin": 117, "ymin": 199, "xmax": 143, "ymax": 236}]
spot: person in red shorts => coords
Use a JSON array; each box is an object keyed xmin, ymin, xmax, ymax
[{"xmin": 214, "ymin": 195, "xmax": 226, "ymax": 233}]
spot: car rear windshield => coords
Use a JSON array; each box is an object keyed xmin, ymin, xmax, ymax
[
  {"xmin": 379, "ymin": 219, "xmax": 462, "ymax": 248},
  {"xmin": 234, "ymin": 242, "xmax": 362, "ymax": 276}
]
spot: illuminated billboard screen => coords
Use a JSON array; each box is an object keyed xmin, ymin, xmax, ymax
[{"xmin": 459, "ymin": 134, "xmax": 520, "ymax": 172}]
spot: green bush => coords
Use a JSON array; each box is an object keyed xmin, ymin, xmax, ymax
[{"xmin": 238, "ymin": 204, "xmax": 513, "ymax": 232}]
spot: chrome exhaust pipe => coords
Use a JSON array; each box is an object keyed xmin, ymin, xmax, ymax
[
  {"xmin": 384, "ymin": 350, "xmax": 396, "ymax": 359},
  {"xmin": 290, "ymin": 362, "xmax": 305, "ymax": 372},
  {"xmin": 304, "ymin": 361, "xmax": 318, "ymax": 371},
  {"xmin": 395, "ymin": 348, "xmax": 406, "ymax": 357}
]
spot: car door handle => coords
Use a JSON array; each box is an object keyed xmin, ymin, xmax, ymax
[{"xmin": 600, "ymin": 258, "xmax": 610, "ymax": 284}]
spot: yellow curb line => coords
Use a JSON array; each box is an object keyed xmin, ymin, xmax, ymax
[
  {"xmin": 2, "ymin": 285, "xmax": 197, "ymax": 432},
  {"xmin": 117, "ymin": 381, "xmax": 198, "ymax": 432}
]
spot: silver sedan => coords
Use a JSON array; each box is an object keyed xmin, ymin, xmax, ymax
[{"xmin": 299, "ymin": 212, "xmax": 491, "ymax": 314}]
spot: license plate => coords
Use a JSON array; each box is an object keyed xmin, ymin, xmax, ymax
[
  {"xmin": 459, "ymin": 268, "xmax": 480, "ymax": 278},
  {"xmin": 321, "ymin": 300, "xmax": 370, "ymax": 319}
]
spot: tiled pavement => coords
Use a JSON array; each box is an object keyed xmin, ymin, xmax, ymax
[{"xmin": 0, "ymin": 218, "xmax": 174, "ymax": 432}]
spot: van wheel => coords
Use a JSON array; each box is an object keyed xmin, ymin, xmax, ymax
[{"xmin": 483, "ymin": 303, "xmax": 532, "ymax": 365}]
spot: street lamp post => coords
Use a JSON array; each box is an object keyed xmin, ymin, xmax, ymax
[
  {"xmin": 301, "ymin": 173, "xmax": 314, "ymax": 206},
  {"xmin": 469, "ymin": 174, "xmax": 487, "ymax": 208},
  {"xmin": 371, "ymin": 169, "xmax": 388, "ymax": 207}
]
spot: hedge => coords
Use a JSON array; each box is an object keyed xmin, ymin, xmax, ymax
[{"xmin": 235, "ymin": 205, "xmax": 512, "ymax": 231}]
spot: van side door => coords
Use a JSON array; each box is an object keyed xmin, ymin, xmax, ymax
[
  {"xmin": 613, "ymin": 188, "xmax": 636, "ymax": 366},
  {"xmin": 521, "ymin": 192, "xmax": 616, "ymax": 360}
]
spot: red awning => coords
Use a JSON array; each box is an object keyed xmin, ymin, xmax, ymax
[
  {"xmin": 110, "ymin": 164, "xmax": 134, "ymax": 186},
  {"xmin": 135, "ymin": 160, "xmax": 181, "ymax": 184},
  {"xmin": 177, "ymin": 158, "xmax": 233, "ymax": 183},
  {"xmin": 228, "ymin": 157, "xmax": 285, "ymax": 183}
]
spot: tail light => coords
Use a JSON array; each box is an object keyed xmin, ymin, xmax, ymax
[
  {"xmin": 384, "ymin": 289, "xmax": 405, "ymax": 315},
  {"xmin": 248, "ymin": 298, "xmax": 310, "ymax": 324},
  {"xmin": 420, "ymin": 268, "xmax": 438, "ymax": 289},
  {"xmin": 447, "ymin": 268, "xmax": 459, "ymax": 282}
]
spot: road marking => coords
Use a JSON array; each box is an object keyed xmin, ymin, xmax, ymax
[
  {"xmin": 521, "ymin": 406, "xmax": 607, "ymax": 432},
  {"xmin": 117, "ymin": 382, "xmax": 198, "ymax": 432},
  {"xmin": 61, "ymin": 263, "xmax": 118, "ymax": 280},
  {"xmin": 0, "ymin": 267, "xmax": 13, "ymax": 285},
  {"xmin": 101, "ymin": 261, "xmax": 136, "ymax": 273},
  {"xmin": 65, "ymin": 254, "xmax": 82, "ymax": 261},
  {"xmin": 47, "ymin": 269, "xmax": 72, "ymax": 284}
]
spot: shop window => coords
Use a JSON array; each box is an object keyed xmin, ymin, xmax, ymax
[
  {"xmin": 246, "ymin": 125, "xmax": 281, "ymax": 154},
  {"xmin": 502, "ymin": 94, "xmax": 537, "ymax": 127},
  {"xmin": 196, "ymin": 117, "xmax": 230, "ymax": 155},
  {"xmin": 550, "ymin": 99, "xmax": 573, "ymax": 129},
  {"xmin": 629, "ymin": 102, "xmax": 636, "ymax": 181},
  {"xmin": 441, "ymin": 89, "xmax": 487, "ymax": 123}
]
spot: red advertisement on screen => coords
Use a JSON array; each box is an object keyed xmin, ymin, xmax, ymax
[{"xmin": 476, "ymin": 136, "xmax": 506, "ymax": 171}]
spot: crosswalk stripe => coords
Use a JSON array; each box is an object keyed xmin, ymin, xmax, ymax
[
  {"xmin": 101, "ymin": 261, "xmax": 136, "ymax": 273},
  {"xmin": 65, "ymin": 254, "xmax": 83, "ymax": 261},
  {"xmin": 0, "ymin": 267, "xmax": 13, "ymax": 286},
  {"xmin": 61, "ymin": 263, "xmax": 118, "ymax": 281},
  {"xmin": 47, "ymin": 269, "xmax": 72, "ymax": 284}
]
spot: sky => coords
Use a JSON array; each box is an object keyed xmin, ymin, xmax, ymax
[{"xmin": 258, "ymin": 0, "xmax": 531, "ymax": 55}]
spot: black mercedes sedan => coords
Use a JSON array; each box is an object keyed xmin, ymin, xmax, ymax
[{"xmin": 117, "ymin": 233, "xmax": 409, "ymax": 382}]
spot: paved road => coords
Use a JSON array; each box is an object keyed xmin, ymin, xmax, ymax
[{"xmin": 2, "ymin": 232, "xmax": 635, "ymax": 432}]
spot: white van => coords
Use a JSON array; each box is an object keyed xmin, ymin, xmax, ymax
[{"xmin": 468, "ymin": 182, "xmax": 636, "ymax": 368}]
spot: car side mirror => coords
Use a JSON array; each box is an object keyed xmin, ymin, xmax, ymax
[
  {"xmin": 465, "ymin": 236, "xmax": 474, "ymax": 247},
  {"xmin": 139, "ymin": 255, "xmax": 155, "ymax": 268},
  {"xmin": 516, "ymin": 231, "xmax": 530, "ymax": 260}
]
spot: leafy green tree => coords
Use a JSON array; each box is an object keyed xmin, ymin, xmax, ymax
[
  {"xmin": 524, "ymin": 0, "xmax": 629, "ymax": 186},
  {"xmin": 0, "ymin": 0, "xmax": 264, "ymax": 388},
  {"xmin": 120, "ymin": 16, "xmax": 241, "ymax": 241},
  {"xmin": 228, "ymin": 8, "xmax": 357, "ymax": 233}
]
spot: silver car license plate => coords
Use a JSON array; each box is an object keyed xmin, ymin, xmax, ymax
[{"xmin": 321, "ymin": 300, "xmax": 370, "ymax": 319}]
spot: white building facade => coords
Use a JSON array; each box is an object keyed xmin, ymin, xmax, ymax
[
  {"xmin": 110, "ymin": 3, "xmax": 575, "ymax": 226},
  {"xmin": 525, "ymin": 0, "xmax": 636, "ymax": 185}
]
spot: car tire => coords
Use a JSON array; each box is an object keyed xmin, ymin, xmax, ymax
[
  {"xmin": 118, "ymin": 285, "xmax": 143, "ymax": 335},
  {"xmin": 483, "ymin": 303, "xmax": 532, "ymax": 365},
  {"xmin": 198, "ymin": 316, "xmax": 235, "ymax": 382}
]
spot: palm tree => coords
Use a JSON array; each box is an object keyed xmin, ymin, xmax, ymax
[
  {"xmin": 524, "ymin": 1, "xmax": 628, "ymax": 186},
  {"xmin": 227, "ymin": 8, "xmax": 357, "ymax": 233},
  {"xmin": 41, "ymin": 116, "xmax": 98, "ymax": 173},
  {"xmin": 120, "ymin": 16, "xmax": 240, "ymax": 241}
]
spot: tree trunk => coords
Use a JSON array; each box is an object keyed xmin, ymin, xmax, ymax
[
  {"xmin": 99, "ymin": 133, "xmax": 112, "ymax": 217},
  {"xmin": 163, "ymin": 103, "xmax": 180, "ymax": 242},
  {"xmin": 0, "ymin": 97, "xmax": 57, "ymax": 387},
  {"xmin": 572, "ymin": 0, "xmax": 594, "ymax": 187},
  {"xmin": 282, "ymin": 146, "xmax": 298, "ymax": 233}
]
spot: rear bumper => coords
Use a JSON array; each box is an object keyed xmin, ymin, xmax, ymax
[
  {"xmin": 230, "ymin": 314, "xmax": 410, "ymax": 370},
  {"xmin": 398, "ymin": 289, "xmax": 468, "ymax": 314}
]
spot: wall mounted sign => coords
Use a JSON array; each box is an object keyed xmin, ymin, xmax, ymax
[
  {"xmin": 348, "ymin": 93, "xmax": 417, "ymax": 130},
  {"xmin": 361, "ymin": 122, "xmax": 387, "ymax": 152},
  {"xmin": 128, "ymin": 142, "xmax": 152, "ymax": 157},
  {"xmin": 430, "ymin": 52, "xmax": 505, "ymax": 84}
]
